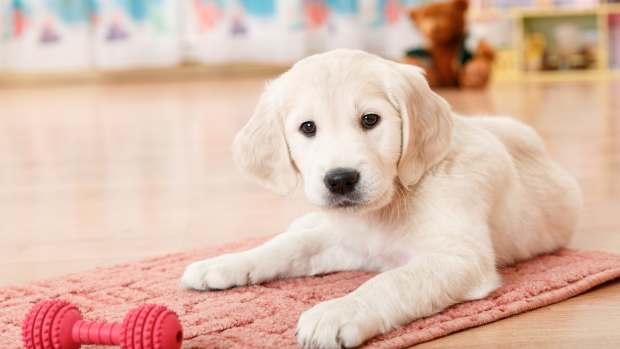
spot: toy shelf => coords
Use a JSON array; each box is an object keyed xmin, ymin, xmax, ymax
[{"xmin": 470, "ymin": 0, "xmax": 620, "ymax": 82}]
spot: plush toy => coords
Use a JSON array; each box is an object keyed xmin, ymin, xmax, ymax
[{"xmin": 403, "ymin": 0, "xmax": 494, "ymax": 88}]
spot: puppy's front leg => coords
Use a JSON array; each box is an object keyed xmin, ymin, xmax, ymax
[
  {"xmin": 181, "ymin": 212, "xmax": 361, "ymax": 290},
  {"xmin": 297, "ymin": 246, "xmax": 500, "ymax": 349}
]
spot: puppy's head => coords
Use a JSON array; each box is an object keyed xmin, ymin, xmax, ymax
[{"xmin": 233, "ymin": 49, "xmax": 453, "ymax": 212}]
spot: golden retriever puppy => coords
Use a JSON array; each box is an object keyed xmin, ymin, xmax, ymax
[{"xmin": 181, "ymin": 49, "xmax": 581, "ymax": 349}]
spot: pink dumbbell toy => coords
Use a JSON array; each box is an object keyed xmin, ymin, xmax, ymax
[{"xmin": 22, "ymin": 299, "xmax": 183, "ymax": 349}]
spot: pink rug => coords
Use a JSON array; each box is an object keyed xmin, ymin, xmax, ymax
[{"xmin": 2, "ymin": 237, "xmax": 620, "ymax": 349}]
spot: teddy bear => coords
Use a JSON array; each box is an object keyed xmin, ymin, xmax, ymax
[{"xmin": 403, "ymin": 0, "xmax": 494, "ymax": 88}]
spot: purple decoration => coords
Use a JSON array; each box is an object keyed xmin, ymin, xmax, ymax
[
  {"xmin": 106, "ymin": 22, "xmax": 129, "ymax": 41},
  {"xmin": 231, "ymin": 17, "xmax": 247, "ymax": 36},
  {"xmin": 39, "ymin": 26, "xmax": 61, "ymax": 44}
]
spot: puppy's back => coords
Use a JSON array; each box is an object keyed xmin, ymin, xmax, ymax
[{"xmin": 468, "ymin": 116, "xmax": 582, "ymax": 262}]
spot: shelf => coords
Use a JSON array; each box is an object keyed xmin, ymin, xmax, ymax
[
  {"xmin": 470, "ymin": 5, "xmax": 620, "ymax": 19},
  {"xmin": 604, "ymin": 4, "xmax": 620, "ymax": 13},
  {"xmin": 518, "ymin": 8, "xmax": 599, "ymax": 18},
  {"xmin": 468, "ymin": 3, "xmax": 620, "ymax": 82}
]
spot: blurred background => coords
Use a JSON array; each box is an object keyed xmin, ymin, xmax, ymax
[
  {"xmin": 0, "ymin": 0, "xmax": 619, "ymax": 79},
  {"xmin": 0, "ymin": 2, "xmax": 619, "ymax": 345},
  {"xmin": 0, "ymin": 0, "xmax": 618, "ymax": 286}
]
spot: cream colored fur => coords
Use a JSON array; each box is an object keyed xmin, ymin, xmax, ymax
[{"xmin": 181, "ymin": 49, "xmax": 582, "ymax": 349}]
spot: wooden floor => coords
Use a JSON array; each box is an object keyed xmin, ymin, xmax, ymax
[{"xmin": 0, "ymin": 78, "xmax": 619, "ymax": 347}]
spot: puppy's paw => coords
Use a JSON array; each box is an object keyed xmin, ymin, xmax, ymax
[
  {"xmin": 180, "ymin": 253, "xmax": 254, "ymax": 291},
  {"xmin": 296, "ymin": 297, "xmax": 382, "ymax": 349}
]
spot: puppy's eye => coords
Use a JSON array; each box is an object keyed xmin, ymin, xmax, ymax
[
  {"xmin": 299, "ymin": 121, "xmax": 317, "ymax": 137},
  {"xmin": 361, "ymin": 113, "xmax": 381, "ymax": 130}
]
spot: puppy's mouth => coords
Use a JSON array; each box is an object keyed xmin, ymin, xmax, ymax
[
  {"xmin": 334, "ymin": 199, "xmax": 358, "ymax": 208},
  {"xmin": 325, "ymin": 186, "xmax": 394, "ymax": 212},
  {"xmin": 327, "ymin": 193, "xmax": 365, "ymax": 209}
]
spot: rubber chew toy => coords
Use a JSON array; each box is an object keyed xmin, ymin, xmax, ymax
[{"xmin": 22, "ymin": 299, "xmax": 183, "ymax": 349}]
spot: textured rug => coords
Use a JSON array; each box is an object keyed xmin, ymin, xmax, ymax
[{"xmin": 2, "ymin": 237, "xmax": 620, "ymax": 349}]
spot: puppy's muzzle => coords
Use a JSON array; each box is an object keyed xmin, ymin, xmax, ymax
[{"xmin": 323, "ymin": 168, "xmax": 360, "ymax": 195}]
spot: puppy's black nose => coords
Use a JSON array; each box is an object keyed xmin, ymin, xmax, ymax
[{"xmin": 324, "ymin": 168, "xmax": 360, "ymax": 195}]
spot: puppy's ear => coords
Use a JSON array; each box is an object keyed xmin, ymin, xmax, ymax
[
  {"xmin": 387, "ymin": 63, "xmax": 453, "ymax": 187},
  {"xmin": 232, "ymin": 81, "xmax": 298, "ymax": 195}
]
